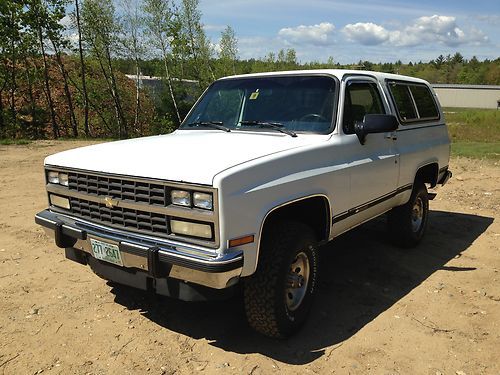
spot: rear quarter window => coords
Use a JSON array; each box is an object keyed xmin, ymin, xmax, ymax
[
  {"xmin": 409, "ymin": 85, "xmax": 439, "ymax": 119},
  {"xmin": 388, "ymin": 81, "xmax": 440, "ymax": 124},
  {"xmin": 389, "ymin": 84, "xmax": 417, "ymax": 121}
]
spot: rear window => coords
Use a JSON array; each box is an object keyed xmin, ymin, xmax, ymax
[{"xmin": 388, "ymin": 82, "xmax": 439, "ymax": 123}]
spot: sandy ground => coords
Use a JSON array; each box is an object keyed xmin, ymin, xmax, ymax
[{"xmin": 0, "ymin": 140, "xmax": 499, "ymax": 375}]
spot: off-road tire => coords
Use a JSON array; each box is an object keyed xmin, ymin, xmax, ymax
[
  {"xmin": 243, "ymin": 221, "xmax": 318, "ymax": 339},
  {"xmin": 388, "ymin": 181, "xmax": 429, "ymax": 248}
]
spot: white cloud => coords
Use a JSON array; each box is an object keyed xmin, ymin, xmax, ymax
[
  {"xmin": 474, "ymin": 15, "xmax": 500, "ymax": 26},
  {"xmin": 343, "ymin": 22, "xmax": 389, "ymax": 45},
  {"xmin": 278, "ymin": 22, "xmax": 335, "ymax": 46},
  {"xmin": 237, "ymin": 36, "xmax": 282, "ymax": 59},
  {"xmin": 59, "ymin": 14, "xmax": 73, "ymax": 28},
  {"xmin": 204, "ymin": 24, "xmax": 227, "ymax": 33},
  {"xmin": 342, "ymin": 15, "xmax": 488, "ymax": 47}
]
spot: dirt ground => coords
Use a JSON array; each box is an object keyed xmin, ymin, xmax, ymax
[{"xmin": 0, "ymin": 140, "xmax": 499, "ymax": 375}]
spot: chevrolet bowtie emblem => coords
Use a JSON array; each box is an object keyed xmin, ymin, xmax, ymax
[{"xmin": 104, "ymin": 196, "xmax": 118, "ymax": 208}]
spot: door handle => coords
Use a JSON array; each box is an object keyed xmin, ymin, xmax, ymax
[{"xmin": 385, "ymin": 132, "xmax": 397, "ymax": 140}]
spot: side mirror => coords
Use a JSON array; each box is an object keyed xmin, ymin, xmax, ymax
[{"xmin": 354, "ymin": 114, "xmax": 399, "ymax": 145}]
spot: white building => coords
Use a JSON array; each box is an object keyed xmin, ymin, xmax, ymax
[{"xmin": 432, "ymin": 84, "xmax": 500, "ymax": 109}]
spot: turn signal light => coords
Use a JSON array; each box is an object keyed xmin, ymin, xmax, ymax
[{"xmin": 229, "ymin": 235, "xmax": 254, "ymax": 248}]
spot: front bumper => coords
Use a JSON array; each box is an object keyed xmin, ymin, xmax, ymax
[{"xmin": 35, "ymin": 209, "xmax": 243, "ymax": 293}]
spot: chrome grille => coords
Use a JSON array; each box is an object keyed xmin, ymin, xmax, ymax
[
  {"xmin": 68, "ymin": 172, "xmax": 169, "ymax": 206},
  {"xmin": 46, "ymin": 167, "xmax": 220, "ymax": 247},
  {"xmin": 69, "ymin": 197, "xmax": 170, "ymax": 236}
]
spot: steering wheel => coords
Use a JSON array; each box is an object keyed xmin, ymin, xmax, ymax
[{"xmin": 298, "ymin": 113, "xmax": 328, "ymax": 122}]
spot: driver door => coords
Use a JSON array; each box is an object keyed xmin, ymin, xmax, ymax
[{"xmin": 336, "ymin": 77, "xmax": 400, "ymax": 229}]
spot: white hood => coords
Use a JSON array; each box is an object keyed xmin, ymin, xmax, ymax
[{"xmin": 45, "ymin": 130, "xmax": 327, "ymax": 185}]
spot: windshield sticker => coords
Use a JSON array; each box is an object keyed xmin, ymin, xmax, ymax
[{"xmin": 249, "ymin": 90, "xmax": 260, "ymax": 100}]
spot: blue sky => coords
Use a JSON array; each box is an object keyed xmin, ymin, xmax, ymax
[{"xmin": 199, "ymin": 0, "xmax": 500, "ymax": 63}]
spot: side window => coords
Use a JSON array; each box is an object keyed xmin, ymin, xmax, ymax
[
  {"xmin": 409, "ymin": 85, "xmax": 439, "ymax": 119},
  {"xmin": 389, "ymin": 84, "xmax": 417, "ymax": 121},
  {"xmin": 389, "ymin": 82, "xmax": 440, "ymax": 123},
  {"xmin": 343, "ymin": 82, "xmax": 385, "ymax": 134}
]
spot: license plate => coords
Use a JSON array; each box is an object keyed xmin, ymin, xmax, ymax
[{"xmin": 90, "ymin": 238, "xmax": 123, "ymax": 266}]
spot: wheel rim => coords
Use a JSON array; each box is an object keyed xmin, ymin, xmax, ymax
[
  {"xmin": 285, "ymin": 251, "xmax": 310, "ymax": 311},
  {"xmin": 411, "ymin": 196, "xmax": 424, "ymax": 232}
]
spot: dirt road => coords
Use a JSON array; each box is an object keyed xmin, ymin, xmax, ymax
[{"xmin": 0, "ymin": 141, "xmax": 499, "ymax": 374}]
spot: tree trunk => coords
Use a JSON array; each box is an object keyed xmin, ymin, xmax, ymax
[
  {"xmin": 93, "ymin": 47, "xmax": 122, "ymax": 137},
  {"xmin": 99, "ymin": 63, "xmax": 121, "ymax": 136},
  {"xmin": 161, "ymin": 45, "xmax": 181, "ymax": 124},
  {"xmin": 66, "ymin": 72, "xmax": 113, "ymax": 133},
  {"xmin": 23, "ymin": 59, "xmax": 39, "ymax": 138},
  {"xmin": 104, "ymin": 45, "xmax": 128, "ymax": 138},
  {"xmin": 91, "ymin": 40, "xmax": 127, "ymax": 139},
  {"xmin": 52, "ymin": 40, "xmax": 78, "ymax": 137},
  {"xmin": 9, "ymin": 38, "xmax": 17, "ymax": 126},
  {"xmin": 0, "ymin": 86, "xmax": 4, "ymax": 135},
  {"xmin": 75, "ymin": 0, "xmax": 90, "ymax": 137},
  {"xmin": 207, "ymin": 61, "xmax": 216, "ymax": 81},
  {"xmin": 0, "ymin": 71, "xmax": 7, "ymax": 135},
  {"xmin": 38, "ymin": 26, "xmax": 59, "ymax": 138},
  {"xmin": 134, "ymin": 61, "xmax": 140, "ymax": 133}
]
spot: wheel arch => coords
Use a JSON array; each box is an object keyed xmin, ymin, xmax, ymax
[
  {"xmin": 254, "ymin": 194, "xmax": 331, "ymax": 271},
  {"xmin": 415, "ymin": 162, "xmax": 439, "ymax": 188}
]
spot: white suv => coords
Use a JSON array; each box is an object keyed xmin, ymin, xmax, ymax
[{"xmin": 36, "ymin": 70, "xmax": 452, "ymax": 338}]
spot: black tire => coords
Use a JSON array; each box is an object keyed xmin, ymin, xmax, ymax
[
  {"xmin": 243, "ymin": 221, "xmax": 319, "ymax": 339},
  {"xmin": 388, "ymin": 181, "xmax": 429, "ymax": 248}
]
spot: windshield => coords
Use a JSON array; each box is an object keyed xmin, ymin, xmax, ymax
[{"xmin": 181, "ymin": 75, "xmax": 337, "ymax": 134}]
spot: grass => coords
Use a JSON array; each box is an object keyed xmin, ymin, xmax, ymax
[
  {"xmin": 0, "ymin": 137, "xmax": 111, "ymax": 146},
  {"xmin": 451, "ymin": 142, "xmax": 500, "ymax": 160},
  {"xmin": 0, "ymin": 138, "xmax": 31, "ymax": 145},
  {"xmin": 443, "ymin": 108, "xmax": 500, "ymax": 160}
]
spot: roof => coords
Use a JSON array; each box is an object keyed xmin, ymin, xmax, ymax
[
  {"xmin": 219, "ymin": 69, "xmax": 429, "ymax": 85},
  {"xmin": 431, "ymin": 84, "xmax": 500, "ymax": 90}
]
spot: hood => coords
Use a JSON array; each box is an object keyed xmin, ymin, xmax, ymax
[{"xmin": 45, "ymin": 130, "xmax": 327, "ymax": 185}]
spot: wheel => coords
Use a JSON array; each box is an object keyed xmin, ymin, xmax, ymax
[
  {"xmin": 388, "ymin": 181, "xmax": 429, "ymax": 247},
  {"xmin": 243, "ymin": 221, "xmax": 319, "ymax": 339}
]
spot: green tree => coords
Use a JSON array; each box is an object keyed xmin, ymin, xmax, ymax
[
  {"xmin": 82, "ymin": 0, "xmax": 128, "ymax": 138},
  {"xmin": 143, "ymin": 0, "xmax": 182, "ymax": 124},
  {"xmin": 451, "ymin": 52, "xmax": 464, "ymax": 65},
  {"xmin": 120, "ymin": 0, "xmax": 145, "ymax": 132},
  {"xmin": 44, "ymin": 0, "xmax": 79, "ymax": 137},
  {"xmin": 0, "ymin": 1, "xmax": 25, "ymax": 136},
  {"xmin": 285, "ymin": 48, "xmax": 297, "ymax": 66},
  {"xmin": 180, "ymin": 0, "xmax": 215, "ymax": 86},
  {"xmin": 25, "ymin": 0, "xmax": 62, "ymax": 138},
  {"xmin": 74, "ymin": 0, "xmax": 90, "ymax": 136},
  {"xmin": 217, "ymin": 25, "xmax": 238, "ymax": 77}
]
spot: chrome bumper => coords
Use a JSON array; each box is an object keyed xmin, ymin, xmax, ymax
[{"xmin": 35, "ymin": 209, "xmax": 243, "ymax": 290}]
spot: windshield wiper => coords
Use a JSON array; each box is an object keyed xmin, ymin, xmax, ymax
[
  {"xmin": 186, "ymin": 121, "xmax": 231, "ymax": 132},
  {"xmin": 239, "ymin": 120, "xmax": 297, "ymax": 137}
]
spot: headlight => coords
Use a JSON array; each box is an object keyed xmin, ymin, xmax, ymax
[
  {"xmin": 49, "ymin": 194, "xmax": 70, "ymax": 209},
  {"xmin": 47, "ymin": 171, "xmax": 69, "ymax": 187},
  {"xmin": 171, "ymin": 190, "xmax": 191, "ymax": 207},
  {"xmin": 193, "ymin": 192, "xmax": 213, "ymax": 210},
  {"xmin": 170, "ymin": 219, "xmax": 212, "ymax": 239},
  {"xmin": 48, "ymin": 171, "xmax": 59, "ymax": 184},
  {"xmin": 58, "ymin": 173, "xmax": 69, "ymax": 186}
]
